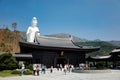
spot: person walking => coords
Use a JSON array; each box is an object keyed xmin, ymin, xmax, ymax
[
  {"xmin": 33, "ymin": 64, "xmax": 37, "ymax": 75},
  {"xmin": 36, "ymin": 65, "xmax": 39, "ymax": 76},
  {"xmin": 21, "ymin": 63, "xmax": 25, "ymax": 76},
  {"xmin": 64, "ymin": 65, "xmax": 67, "ymax": 75},
  {"xmin": 50, "ymin": 66, "xmax": 53, "ymax": 73},
  {"xmin": 42, "ymin": 64, "xmax": 46, "ymax": 74}
]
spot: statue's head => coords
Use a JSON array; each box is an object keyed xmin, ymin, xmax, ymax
[{"xmin": 31, "ymin": 17, "xmax": 37, "ymax": 27}]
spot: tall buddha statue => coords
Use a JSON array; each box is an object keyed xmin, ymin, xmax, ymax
[{"xmin": 26, "ymin": 17, "xmax": 40, "ymax": 43}]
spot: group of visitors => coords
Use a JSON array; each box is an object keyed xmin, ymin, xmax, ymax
[
  {"xmin": 56, "ymin": 64, "xmax": 74, "ymax": 74},
  {"xmin": 79, "ymin": 63, "xmax": 89, "ymax": 70},
  {"xmin": 32, "ymin": 63, "xmax": 74, "ymax": 75},
  {"xmin": 64, "ymin": 64, "xmax": 74, "ymax": 74},
  {"xmin": 33, "ymin": 64, "xmax": 47, "ymax": 76},
  {"xmin": 20, "ymin": 63, "xmax": 75, "ymax": 76}
]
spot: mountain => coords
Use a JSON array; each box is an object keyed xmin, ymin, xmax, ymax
[
  {"xmin": 45, "ymin": 33, "xmax": 88, "ymax": 42},
  {"xmin": 108, "ymin": 41, "xmax": 120, "ymax": 47},
  {"xmin": 19, "ymin": 31, "xmax": 26, "ymax": 42}
]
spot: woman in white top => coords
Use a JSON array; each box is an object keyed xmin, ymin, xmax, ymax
[{"xmin": 21, "ymin": 63, "xmax": 25, "ymax": 76}]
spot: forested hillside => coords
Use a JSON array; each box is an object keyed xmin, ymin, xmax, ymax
[
  {"xmin": 75, "ymin": 41, "xmax": 118, "ymax": 56},
  {"xmin": 0, "ymin": 28, "xmax": 20, "ymax": 52}
]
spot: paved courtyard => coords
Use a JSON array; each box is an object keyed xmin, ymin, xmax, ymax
[{"xmin": 0, "ymin": 69, "xmax": 120, "ymax": 80}]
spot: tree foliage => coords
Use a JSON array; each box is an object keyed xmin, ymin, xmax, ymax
[
  {"xmin": 0, "ymin": 53, "xmax": 18, "ymax": 71},
  {"xmin": 12, "ymin": 22, "xmax": 17, "ymax": 31}
]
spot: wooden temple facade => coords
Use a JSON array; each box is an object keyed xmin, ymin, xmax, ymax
[{"xmin": 14, "ymin": 32, "xmax": 100, "ymax": 67}]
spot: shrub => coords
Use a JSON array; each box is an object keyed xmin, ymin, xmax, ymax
[
  {"xmin": 11, "ymin": 69, "xmax": 32, "ymax": 75},
  {"xmin": 24, "ymin": 70, "xmax": 32, "ymax": 75},
  {"xmin": 0, "ymin": 53, "xmax": 18, "ymax": 71},
  {"xmin": 26, "ymin": 64, "xmax": 33, "ymax": 71},
  {"xmin": 11, "ymin": 70, "xmax": 21, "ymax": 74},
  {"xmin": 96, "ymin": 61, "xmax": 106, "ymax": 69}
]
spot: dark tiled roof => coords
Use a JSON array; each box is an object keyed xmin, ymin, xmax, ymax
[
  {"xmin": 110, "ymin": 48, "xmax": 120, "ymax": 55},
  {"xmin": 34, "ymin": 32, "xmax": 99, "ymax": 49},
  {"xmin": 86, "ymin": 55, "xmax": 112, "ymax": 61},
  {"xmin": 35, "ymin": 35, "xmax": 80, "ymax": 48},
  {"xmin": 89, "ymin": 55, "xmax": 111, "ymax": 59},
  {"xmin": 111, "ymin": 48, "xmax": 120, "ymax": 53}
]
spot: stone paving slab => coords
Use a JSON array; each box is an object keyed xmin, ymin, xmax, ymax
[{"xmin": 0, "ymin": 70, "xmax": 120, "ymax": 80}]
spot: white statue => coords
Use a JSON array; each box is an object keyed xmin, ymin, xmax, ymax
[{"xmin": 26, "ymin": 17, "xmax": 40, "ymax": 43}]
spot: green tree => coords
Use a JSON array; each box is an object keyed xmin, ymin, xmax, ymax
[
  {"xmin": 12, "ymin": 22, "xmax": 19, "ymax": 52},
  {"xmin": 12, "ymin": 22, "xmax": 17, "ymax": 31},
  {"xmin": 0, "ymin": 53, "xmax": 18, "ymax": 71}
]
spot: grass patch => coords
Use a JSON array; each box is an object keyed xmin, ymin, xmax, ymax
[
  {"xmin": 0, "ymin": 69, "xmax": 33, "ymax": 77},
  {"xmin": 0, "ymin": 70, "xmax": 19, "ymax": 77}
]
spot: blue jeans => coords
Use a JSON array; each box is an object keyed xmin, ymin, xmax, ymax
[{"xmin": 21, "ymin": 69, "xmax": 25, "ymax": 75}]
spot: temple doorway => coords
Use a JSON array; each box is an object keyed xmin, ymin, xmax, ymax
[{"xmin": 55, "ymin": 57, "xmax": 68, "ymax": 67}]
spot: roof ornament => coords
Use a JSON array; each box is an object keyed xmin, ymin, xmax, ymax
[
  {"xmin": 69, "ymin": 35, "xmax": 73, "ymax": 41},
  {"xmin": 26, "ymin": 17, "xmax": 40, "ymax": 43}
]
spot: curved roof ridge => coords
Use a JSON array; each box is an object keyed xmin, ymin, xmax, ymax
[
  {"xmin": 34, "ymin": 32, "xmax": 79, "ymax": 48},
  {"xmin": 37, "ymin": 35, "xmax": 71, "ymax": 41}
]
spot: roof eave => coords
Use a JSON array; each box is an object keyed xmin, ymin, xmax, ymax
[{"xmin": 19, "ymin": 41, "xmax": 100, "ymax": 52}]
